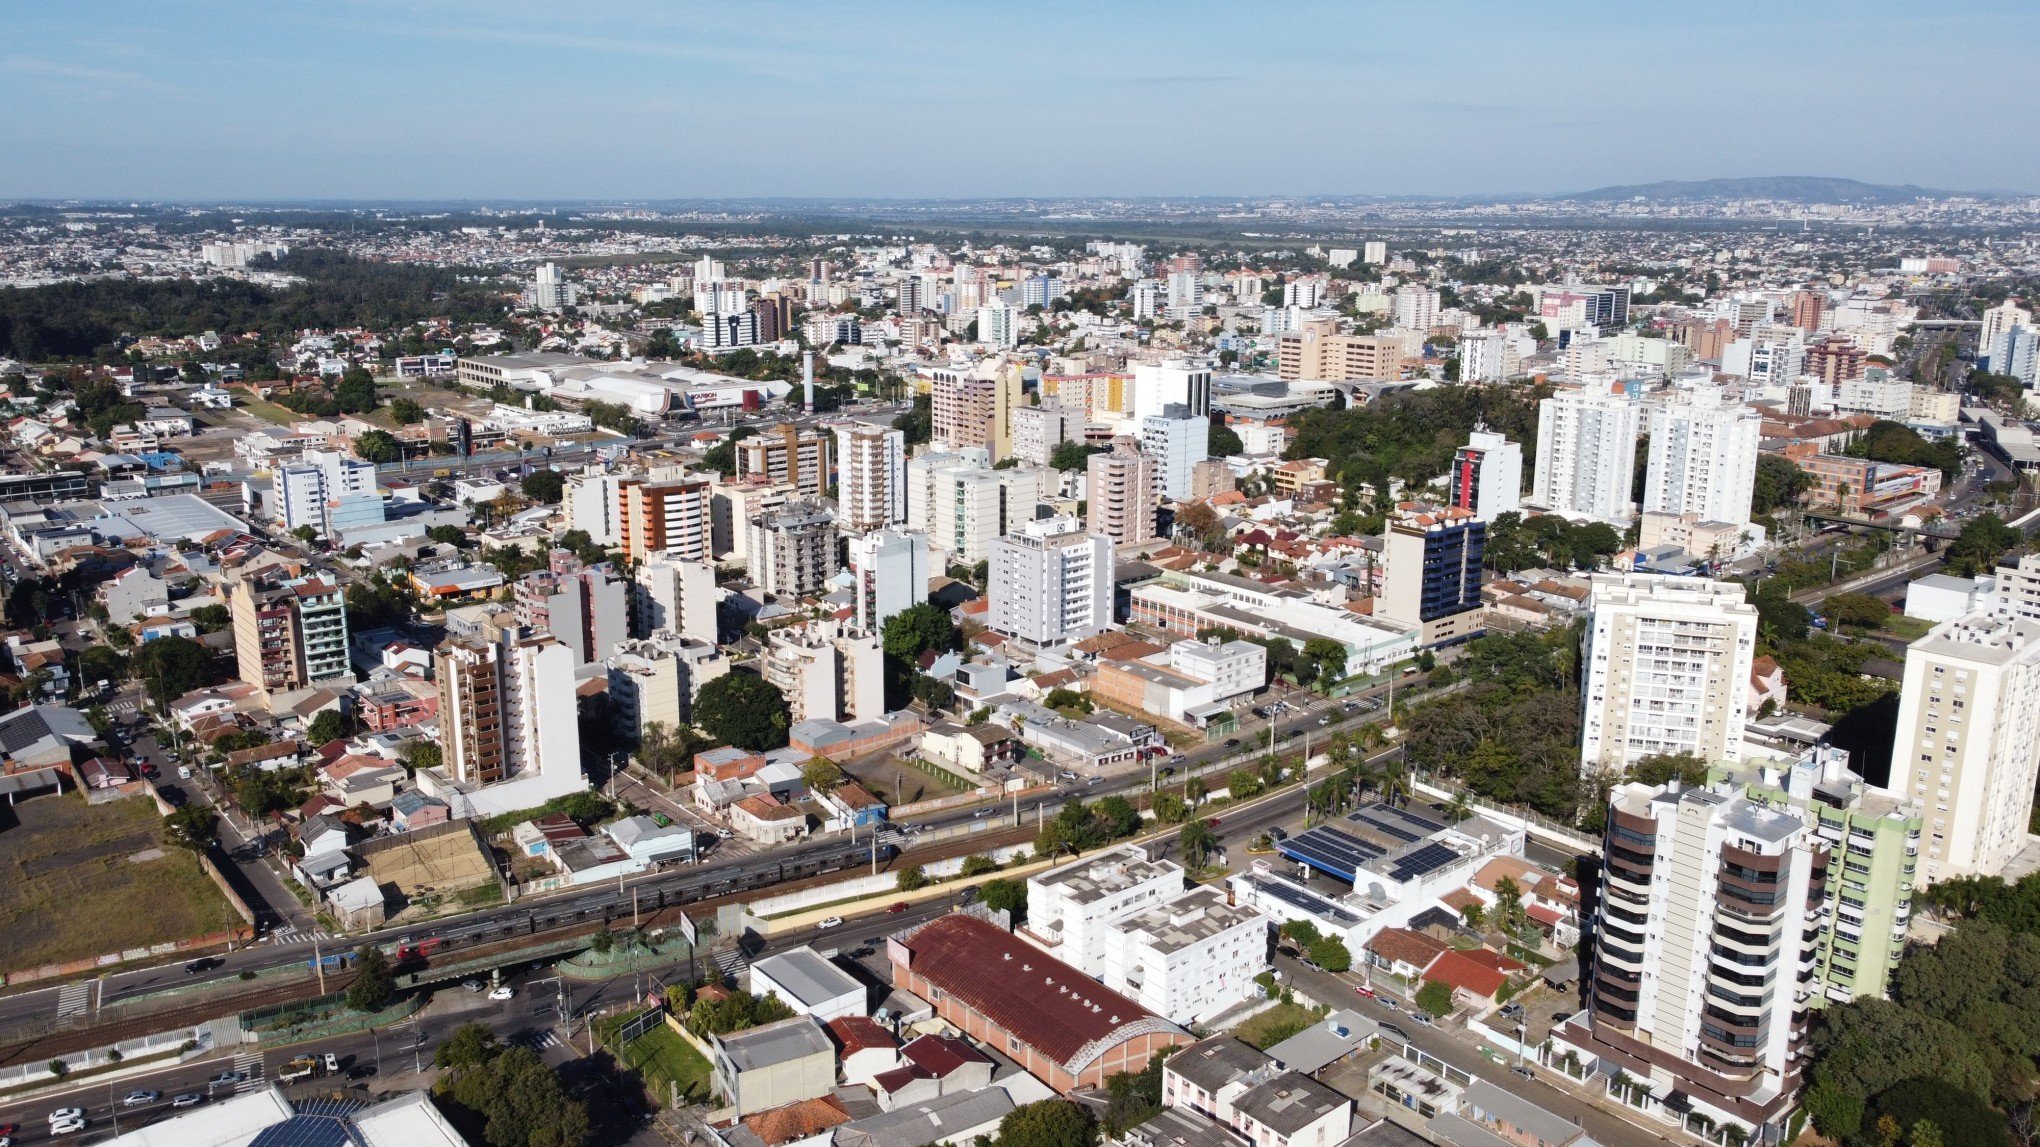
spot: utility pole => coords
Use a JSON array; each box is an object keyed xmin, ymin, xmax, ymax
[{"xmin": 312, "ymin": 936, "xmax": 326, "ymax": 994}]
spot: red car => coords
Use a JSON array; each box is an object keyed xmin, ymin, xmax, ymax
[
  {"xmin": 1205, "ymin": 818, "xmax": 1221, "ymax": 829},
  {"xmin": 886, "ymin": 902, "xmax": 908, "ymax": 913}
]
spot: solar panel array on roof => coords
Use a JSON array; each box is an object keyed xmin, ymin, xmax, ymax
[
  {"xmin": 1382, "ymin": 841, "xmax": 1460, "ymax": 883},
  {"xmin": 1239, "ymin": 874, "xmax": 1364, "ymax": 926},
  {"xmin": 247, "ymin": 1100, "xmax": 366, "ymax": 1147},
  {"xmin": 1276, "ymin": 826, "xmax": 1386, "ymax": 881},
  {"xmin": 1346, "ymin": 802, "xmax": 1447, "ymax": 844}
]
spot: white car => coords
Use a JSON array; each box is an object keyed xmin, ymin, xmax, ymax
[
  {"xmin": 488, "ymin": 985, "xmax": 515, "ymax": 1001},
  {"xmin": 50, "ymin": 1118, "xmax": 87, "ymax": 1136},
  {"xmin": 123, "ymin": 1090, "xmax": 161, "ymax": 1106},
  {"xmin": 48, "ymin": 1110, "xmax": 83, "ymax": 1124},
  {"xmin": 816, "ymin": 916, "xmax": 844, "ymax": 929}
]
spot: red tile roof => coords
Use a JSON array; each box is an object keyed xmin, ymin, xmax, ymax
[
  {"xmin": 872, "ymin": 1064, "xmax": 934, "ymax": 1095},
  {"xmin": 740, "ymin": 1095, "xmax": 850, "ymax": 1146},
  {"xmin": 1366, "ymin": 928, "xmax": 1448, "ymax": 971},
  {"xmin": 901, "ymin": 1032, "xmax": 990, "ymax": 1077},
  {"xmin": 1423, "ymin": 950, "xmax": 1513, "ymax": 1000},
  {"xmin": 894, "ymin": 914, "xmax": 1170, "ymax": 1067},
  {"xmin": 825, "ymin": 1016, "xmax": 897, "ymax": 1055}
]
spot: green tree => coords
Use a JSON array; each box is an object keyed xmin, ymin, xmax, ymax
[
  {"xmin": 801, "ymin": 757, "xmax": 844, "ymax": 795},
  {"xmin": 132, "ymin": 635, "xmax": 216, "ymax": 705},
  {"xmin": 520, "ymin": 470, "xmax": 564, "ymax": 503},
  {"xmin": 979, "ymin": 877, "xmax": 1027, "ymax": 918},
  {"xmin": 346, "ymin": 946, "xmax": 395, "ymax": 1012},
  {"xmin": 1802, "ymin": 1076, "xmax": 1864, "ymax": 1143},
  {"xmin": 700, "ymin": 426, "xmax": 757, "ymax": 476},
  {"xmin": 960, "ymin": 854, "xmax": 999, "ymax": 877},
  {"xmin": 1151, "ymin": 791, "xmax": 1188, "ymax": 823},
  {"xmin": 439, "ymin": 1043, "xmax": 591, "ymax": 1147},
  {"xmin": 1751, "ymin": 454, "xmax": 1813, "ymax": 516},
  {"xmin": 1227, "ymin": 769, "xmax": 1264, "ymax": 800},
  {"xmin": 692, "ymin": 671, "xmax": 792, "ymax": 750},
  {"xmin": 1095, "ymin": 795, "xmax": 1142, "ymax": 838},
  {"xmin": 1178, "ymin": 819, "xmax": 1217, "ymax": 868},
  {"xmin": 354, "ymin": 429, "xmax": 402, "ymax": 464},
  {"xmin": 1208, "ymin": 421, "xmax": 1244, "ymax": 458},
  {"xmin": 1944, "ymin": 513, "xmax": 2021, "ymax": 577},
  {"xmin": 1303, "ymin": 637, "xmax": 1348, "ymax": 685},
  {"xmin": 1050, "ymin": 440, "xmax": 1105, "ymax": 472},
  {"xmin": 335, "ymin": 373, "xmax": 378, "ymax": 414},
  {"xmin": 896, "ymin": 865, "xmax": 929, "ymax": 892},
  {"xmin": 1825, "ymin": 591, "xmax": 1893, "ymax": 630},
  {"xmin": 426, "ymin": 523, "xmax": 467, "ymax": 547},
  {"xmin": 408, "ymin": 741, "xmax": 442, "ymax": 771},
  {"xmin": 1628, "ymin": 752, "xmax": 1708, "ymax": 787},
  {"xmin": 162, "ymin": 805, "xmax": 218, "ymax": 853},
  {"xmin": 188, "ymin": 603, "xmax": 232, "ymax": 632},
  {"xmin": 1415, "ymin": 980, "xmax": 1454, "ymax": 1017},
  {"xmin": 998, "ymin": 1100, "xmax": 1099, "ymax": 1147},
  {"xmin": 307, "ymin": 708, "xmax": 346, "ymax": 745},
  {"xmin": 1308, "ymin": 935, "xmax": 1352, "ymax": 973},
  {"xmin": 881, "ymin": 602, "xmax": 959, "ymax": 661},
  {"xmin": 435, "ymin": 1022, "xmax": 499, "ymax": 1070},
  {"xmin": 388, "ymin": 397, "xmax": 425, "ymax": 424}
]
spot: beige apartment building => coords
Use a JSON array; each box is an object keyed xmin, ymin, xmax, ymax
[
  {"xmin": 734, "ymin": 423, "xmax": 831, "ymax": 499},
  {"xmin": 1277, "ymin": 319, "xmax": 1404, "ymax": 382},
  {"xmin": 931, "ymin": 361, "xmax": 1024, "ymax": 460},
  {"xmin": 1086, "ymin": 437, "xmax": 1156, "ymax": 547}
]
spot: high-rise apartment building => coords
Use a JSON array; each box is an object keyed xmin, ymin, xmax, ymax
[
  {"xmin": 831, "ymin": 421, "xmax": 905, "ymax": 530},
  {"xmin": 1011, "ymin": 399, "xmax": 1073, "ymax": 468},
  {"xmin": 1788, "ymin": 289, "xmax": 1828, "ymax": 332},
  {"xmin": 529, "ymin": 262, "xmax": 576, "ymax": 312},
  {"xmin": 1277, "ymin": 319, "xmax": 1402, "ymax": 382},
  {"xmin": 1362, "ymin": 241, "xmax": 1388, "ymax": 265},
  {"xmin": 988, "ymin": 517, "xmax": 1114, "ymax": 645},
  {"xmin": 1714, "ymin": 746, "xmax": 1921, "ymax": 1006},
  {"xmin": 1129, "ymin": 279, "xmax": 1164, "ymax": 320},
  {"xmin": 848, "ymin": 529, "xmax": 930, "ymax": 634},
  {"xmin": 930, "ymin": 362, "xmax": 1024, "ymax": 461},
  {"xmin": 1086, "ymin": 437, "xmax": 1157, "ymax": 548},
  {"xmin": 512, "ymin": 551, "xmax": 629, "ymax": 667},
  {"xmin": 272, "ymin": 449, "xmax": 379, "ymax": 540},
  {"xmin": 735, "ymin": 424, "xmax": 831, "ymax": 499},
  {"xmin": 746, "ymin": 502, "xmax": 839, "ymax": 600},
  {"xmin": 1391, "ymin": 285, "xmax": 1440, "ymax": 332},
  {"xmin": 1449, "ymin": 429, "xmax": 1522, "ymax": 522},
  {"xmin": 1376, "ymin": 502, "xmax": 1486, "ymax": 648},
  {"xmin": 1642, "ymin": 387, "xmax": 1762, "ymax": 528},
  {"xmin": 632, "ymin": 553, "xmax": 721, "ymax": 645},
  {"xmin": 1580, "ymin": 573, "xmax": 1758, "ymax": 775},
  {"xmin": 1530, "ymin": 386, "xmax": 1641, "ymax": 526},
  {"xmin": 1803, "ymin": 334, "xmax": 1867, "ymax": 386},
  {"xmin": 1140, "ymin": 405, "xmax": 1208, "ymax": 502},
  {"xmin": 978, "ymin": 300, "xmax": 1020, "ymax": 348},
  {"xmin": 1888, "ymin": 610, "xmax": 2040, "ymax": 884},
  {"xmin": 618, "ymin": 476, "xmax": 714, "ymax": 562},
  {"xmin": 230, "ymin": 565, "xmax": 352, "ymax": 704},
  {"xmin": 1558, "ymin": 779, "xmax": 1823, "ymax": 1141},
  {"xmin": 759, "ymin": 624, "xmax": 886, "ymax": 725},
  {"xmin": 436, "ymin": 622, "xmax": 583, "ymax": 803},
  {"xmin": 906, "ymin": 450, "xmax": 1039, "ymax": 564},
  {"xmin": 563, "ymin": 469, "xmax": 628, "ymax": 546},
  {"xmin": 1132, "ymin": 360, "xmax": 1212, "ymax": 423}
]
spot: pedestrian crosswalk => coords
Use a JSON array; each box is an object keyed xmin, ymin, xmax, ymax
[
  {"xmin": 233, "ymin": 1051, "xmax": 266, "ymax": 1092},
  {"xmin": 517, "ymin": 1029, "xmax": 560, "ymax": 1051},
  {"xmin": 107, "ymin": 700, "xmax": 138, "ymax": 716},
  {"xmin": 54, "ymin": 981, "xmax": 92, "ymax": 1019},
  {"xmin": 711, "ymin": 949, "xmax": 747, "ymax": 978},
  {"xmin": 267, "ymin": 925, "xmax": 324, "ymax": 946}
]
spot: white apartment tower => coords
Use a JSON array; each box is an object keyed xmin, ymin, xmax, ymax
[
  {"xmin": 1133, "ymin": 360, "xmax": 1212, "ymax": 423},
  {"xmin": 1141, "ymin": 404, "xmax": 1209, "ymax": 503},
  {"xmin": 1580, "ymin": 573, "xmax": 1759, "ymax": 775},
  {"xmin": 1888, "ymin": 611, "xmax": 2040, "ymax": 884},
  {"xmin": 988, "ymin": 517, "xmax": 1114, "ymax": 645},
  {"xmin": 1449, "ymin": 429, "xmax": 1522, "ymax": 522},
  {"xmin": 832, "ymin": 421, "xmax": 906, "ymax": 530},
  {"xmin": 906, "ymin": 450, "xmax": 1039, "ymax": 564},
  {"xmin": 1391, "ymin": 285, "xmax": 1440, "ymax": 332},
  {"xmin": 1531, "ymin": 386, "xmax": 1642, "ymax": 526},
  {"xmin": 632, "ymin": 554, "xmax": 721, "ymax": 645},
  {"xmin": 1643, "ymin": 387, "xmax": 1762, "ymax": 528},
  {"xmin": 849, "ymin": 529, "xmax": 930, "ymax": 634}
]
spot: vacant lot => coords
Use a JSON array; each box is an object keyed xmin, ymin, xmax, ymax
[
  {"xmin": 0, "ymin": 793, "xmax": 238, "ymax": 969},
  {"xmin": 1231, "ymin": 1001, "xmax": 1323, "ymax": 1049},
  {"xmin": 838, "ymin": 751, "xmax": 971, "ymax": 806}
]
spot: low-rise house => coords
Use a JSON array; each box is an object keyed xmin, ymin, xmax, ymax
[
  {"xmin": 713, "ymin": 1014, "xmax": 837, "ymax": 1117},
  {"xmin": 1265, "ymin": 1009, "xmax": 1380, "ymax": 1076},
  {"xmin": 604, "ymin": 814, "xmax": 696, "ymax": 865},
  {"xmin": 732, "ymin": 794, "xmax": 809, "ymax": 845},
  {"xmin": 551, "ymin": 834, "xmax": 644, "ymax": 885},
  {"xmin": 918, "ymin": 722, "xmax": 1019, "ymax": 774},
  {"xmin": 832, "ymin": 1087, "xmax": 1015, "ymax": 1147},
  {"xmin": 871, "ymin": 1033, "xmax": 996, "ymax": 1111},
  {"xmin": 294, "ymin": 813, "xmax": 355, "ymax": 889},
  {"xmin": 513, "ymin": 812, "xmax": 588, "ymax": 858},
  {"xmin": 825, "ymin": 1016, "xmax": 900, "ymax": 1088},
  {"xmin": 1452, "ymin": 1078, "xmax": 1599, "ymax": 1147},
  {"xmin": 1163, "ymin": 1036, "xmax": 1277, "ymax": 1123},
  {"xmin": 1226, "ymin": 1072, "xmax": 1353, "ymax": 1147},
  {"xmin": 749, "ymin": 946, "xmax": 865, "ymax": 1022},
  {"xmin": 327, "ymin": 874, "xmax": 386, "ymax": 930},
  {"xmin": 320, "ymin": 754, "xmax": 406, "ymax": 808},
  {"xmin": 815, "ymin": 783, "xmax": 888, "ymax": 832},
  {"xmin": 1363, "ymin": 928, "xmax": 1447, "ymax": 982},
  {"xmin": 390, "ymin": 789, "xmax": 452, "ymax": 832},
  {"xmin": 736, "ymin": 1095, "xmax": 851, "ymax": 1147},
  {"xmin": 1422, "ymin": 949, "xmax": 1526, "ymax": 1009},
  {"xmin": 0, "ymin": 704, "xmax": 97, "ymax": 771}
]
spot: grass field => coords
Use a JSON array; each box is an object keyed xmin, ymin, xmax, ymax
[
  {"xmin": 1230, "ymin": 1001, "xmax": 1323, "ymax": 1049},
  {"xmin": 602, "ymin": 1016, "xmax": 713, "ymax": 1107},
  {"xmin": 238, "ymin": 396, "xmax": 302, "ymax": 426},
  {"xmin": 0, "ymin": 793, "xmax": 238, "ymax": 969},
  {"xmin": 840, "ymin": 753, "xmax": 970, "ymax": 805},
  {"xmin": 1883, "ymin": 614, "xmax": 1935, "ymax": 641}
]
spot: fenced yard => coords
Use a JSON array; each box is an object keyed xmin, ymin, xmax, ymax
[{"xmin": 0, "ymin": 792, "xmax": 238, "ymax": 969}]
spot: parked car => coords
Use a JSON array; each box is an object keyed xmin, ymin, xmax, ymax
[
  {"xmin": 1511, "ymin": 1065, "xmax": 1535, "ymax": 1080},
  {"xmin": 171, "ymin": 1093, "xmax": 204, "ymax": 1109},
  {"xmin": 462, "ymin": 979, "xmax": 485, "ymax": 993},
  {"xmin": 1409, "ymin": 1011, "xmax": 1434, "ymax": 1027},
  {"xmin": 816, "ymin": 916, "xmax": 844, "ymax": 929},
  {"xmin": 1498, "ymin": 1003, "xmax": 1525, "ymax": 1020},
  {"xmin": 123, "ymin": 1091, "xmax": 161, "ymax": 1107}
]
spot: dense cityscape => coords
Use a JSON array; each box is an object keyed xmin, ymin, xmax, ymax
[{"xmin": 4, "ymin": 7, "xmax": 2040, "ymax": 1147}]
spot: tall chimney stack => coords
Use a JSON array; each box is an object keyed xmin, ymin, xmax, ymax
[{"xmin": 803, "ymin": 351, "xmax": 815, "ymax": 413}]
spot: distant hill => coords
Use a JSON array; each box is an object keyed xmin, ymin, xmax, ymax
[{"xmin": 1560, "ymin": 176, "xmax": 1959, "ymax": 204}]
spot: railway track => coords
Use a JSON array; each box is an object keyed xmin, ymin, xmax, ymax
[{"xmin": 0, "ymin": 822, "xmax": 1035, "ymax": 1068}]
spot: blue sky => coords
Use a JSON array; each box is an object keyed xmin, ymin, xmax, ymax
[{"xmin": 5, "ymin": 1, "xmax": 2036, "ymax": 201}]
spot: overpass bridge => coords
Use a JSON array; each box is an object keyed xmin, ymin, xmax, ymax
[{"xmin": 1797, "ymin": 511, "xmax": 1959, "ymax": 541}]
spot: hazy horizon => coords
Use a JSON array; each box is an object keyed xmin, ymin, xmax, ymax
[{"xmin": 7, "ymin": 1, "xmax": 2038, "ymax": 201}]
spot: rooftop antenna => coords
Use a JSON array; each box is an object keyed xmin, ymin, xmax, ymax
[{"xmin": 803, "ymin": 351, "xmax": 815, "ymax": 413}]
